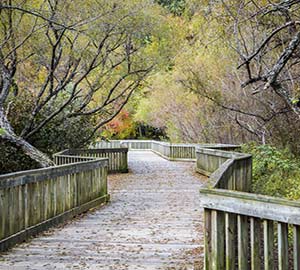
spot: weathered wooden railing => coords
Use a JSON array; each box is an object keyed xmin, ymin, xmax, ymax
[
  {"xmin": 92, "ymin": 140, "xmax": 240, "ymax": 161},
  {"xmin": 54, "ymin": 148, "xmax": 128, "ymax": 173},
  {"xmin": 93, "ymin": 140, "xmax": 124, "ymax": 149},
  {"xmin": 197, "ymin": 147, "xmax": 300, "ymax": 269},
  {"xmin": 0, "ymin": 153, "xmax": 110, "ymax": 252},
  {"xmin": 120, "ymin": 140, "xmax": 153, "ymax": 150}
]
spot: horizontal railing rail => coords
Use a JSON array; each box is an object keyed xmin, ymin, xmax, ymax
[{"xmin": 0, "ymin": 155, "xmax": 109, "ymax": 252}]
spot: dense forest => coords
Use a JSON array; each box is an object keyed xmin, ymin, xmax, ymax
[{"xmin": 1, "ymin": 0, "xmax": 300, "ymax": 199}]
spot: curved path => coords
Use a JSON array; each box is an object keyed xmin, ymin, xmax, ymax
[{"xmin": 0, "ymin": 151, "xmax": 205, "ymax": 269}]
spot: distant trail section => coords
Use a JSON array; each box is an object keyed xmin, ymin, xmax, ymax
[{"xmin": 0, "ymin": 151, "xmax": 206, "ymax": 270}]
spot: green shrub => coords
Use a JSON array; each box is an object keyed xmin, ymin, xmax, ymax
[{"xmin": 242, "ymin": 143, "xmax": 300, "ymax": 200}]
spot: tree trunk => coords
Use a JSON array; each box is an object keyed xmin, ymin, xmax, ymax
[{"xmin": 0, "ymin": 107, "xmax": 54, "ymax": 168}]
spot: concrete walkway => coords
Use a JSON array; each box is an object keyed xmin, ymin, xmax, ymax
[{"xmin": 0, "ymin": 151, "xmax": 205, "ymax": 270}]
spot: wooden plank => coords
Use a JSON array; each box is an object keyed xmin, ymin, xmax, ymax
[
  {"xmin": 28, "ymin": 183, "xmax": 36, "ymax": 227},
  {"xmin": 278, "ymin": 222, "xmax": 289, "ymax": 270},
  {"xmin": 16, "ymin": 186, "xmax": 22, "ymax": 233},
  {"xmin": 43, "ymin": 179, "xmax": 49, "ymax": 221},
  {"xmin": 225, "ymin": 213, "xmax": 236, "ymax": 270},
  {"xmin": 264, "ymin": 220, "xmax": 274, "ymax": 270},
  {"xmin": 250, "ymin": 217, "xmax": 261, "ymax": 270},
  {"xmin": 204, "ymin": 209, "xmax": 212, "ymax": 270},
  {"xmin": 237, "ymin": 215, "xmax": 249, "ymax": 270},
  {"xmin": 211, "ymin": 210, "xmax": 225, "ymax": 270},
  {"xmin": 24, "ymin": 184, "xmax": 29, "ymax": 229},
  {"xmin": 0, "ymin": 189, "xmax": 6, "ymax": 239},
  {"xmin": 8, "ymin": 187, "xmax": 15, "ymax": 236},
  {"xmin": 294, "ymin": 225, "xmax": 300, "ymax": 270},
  {"xmin": 50, "ymin": 178, "xmax": 57, "ymax": 218}
]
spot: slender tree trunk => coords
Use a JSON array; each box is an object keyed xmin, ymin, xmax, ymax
[{"xmin": 0, "ymin": 107, "xmax": 53, "ymax": 168}]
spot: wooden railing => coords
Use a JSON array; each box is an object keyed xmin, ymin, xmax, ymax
[
  {"xmin": 197, "ymin": 147, "xmax": 300, "ymax": 270},
  {"xmin": 93, "ymin": 140, "xmax": 124, "ymax": 149},
  {"xmin": 54, "ymin": 148, "xmax": 128, "ymax": 173},
  {"xmin": 92, "ymin": 140, "xmax": 240, "ymax": 161},
  {"xmin": 2, "ymin": 138, "xmax": 298, "ymax": 268},
  {"xmin": 0, "ymin": 154, "xmax": 110, "ymax": 252},
  {"xmin": 120, "ymin": 140, "xmax": 153, "ymax": 150}
]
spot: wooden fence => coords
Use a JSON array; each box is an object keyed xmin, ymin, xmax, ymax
[
  {"xmin": 54, "ymin": 148, "xmax": 128, "ymax": 173},
  {"xmin": 92, "ymin": 140, "xmax": 240, "ymax": 161},
  {"xmin": 197, "ymin": 147, "xmax": 300, "ymax": 269},
  {"xmin": 93, "ymin": 140, "xmax": 123, "ymax": 149},
  {"xmin": 120, "ymin": 140, "xmax": 153, "ymax": 150},
  {"xmin": 0, "ymin": 155, "xmax": 109, "ymax": 252}
]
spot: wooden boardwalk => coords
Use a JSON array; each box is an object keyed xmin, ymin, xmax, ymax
[{"xmin": 0, "ymin": 151, "xmax": 205, "ymax": 270}]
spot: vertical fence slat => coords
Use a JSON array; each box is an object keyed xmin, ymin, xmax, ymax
[
  {"xmin": 278, "ymin": 222, "xmax": 289, "ymax": 270},
  {"xmin": 238, "ymin": 215, "xmax": 249, "ymax": 270},
  {"xmin": 264, "ymin": 220, "xmax": 274, "ymax": 270},
  {"xmin": 0, "ymin": 189, "xmax": 5, "ymax": 240},
  {"xmin": 211, "ymin": 210, "xmax": 225, "ymax": 270},
  {"xmin": 250, "ymin": 217, "xmax": 261, "ymax": 270},
  {"xmin": 294, "ymin": 225, "xmax": 300, "ymax": 270},
  {"xmin": 225, "ymin": 213, "xmax": 236, "ymax": 270},
  {"xmin": 204, "ymin": 209, "xmax": 212, "ymax": 270}
]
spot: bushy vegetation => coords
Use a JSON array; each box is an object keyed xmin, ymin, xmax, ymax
[{"xmin": 243, "ymin": 143, "xmax": 300, "ymax": 200}]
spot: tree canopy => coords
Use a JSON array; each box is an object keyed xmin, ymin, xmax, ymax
[{"xmin": 2, "ymin": 0, "xmax": 300, "ymax": 170}]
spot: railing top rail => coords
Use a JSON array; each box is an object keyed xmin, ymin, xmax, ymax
[
  {"xmin": 151, "ymin": 141, "xmax": 171, "ymax": 145},
  {"xmin": 196, "ymin": 147, "xmax": 250, "ymax": 160},
  {"xmin": 168, "ymin": 143, "xmax": 196, "ymax": 147},
  {"xmin": 53, "ymin": 149, "xmax": 70, "ymax": 156},
  {"xmin": 53, "ymin": 154, "xmax": 101, "ymax": 160},
  {"xmin": 120, "ymin": 139, "xmax": 153, "ymax": 142},
  {"xmin": 198, "ymin": 143, "xmax": 241, "ymax": 148},
  {"xmin": 95, "ymin": 140, "xmax": 240, "ymax": 147},
  {"xmin": 67, "ymin": 148, "xmax": 128, "ymax": 153},
  {"xmin": 93, "ymin": 140, "xmax": 242, "ymax": 150}
]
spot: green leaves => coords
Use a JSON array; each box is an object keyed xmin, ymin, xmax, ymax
[
  {"xmin": 0, "ymin": 128, "xmax": 6, "ymax": 136},
  {"xmin": 155, "ymin": 0, "xmax": 186, "ymax": 16},
  {"xmin": 242, "ymin": 143, "xmax": 300, "ymax": 200}
]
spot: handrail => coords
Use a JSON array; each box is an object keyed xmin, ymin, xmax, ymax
[
  {"xmin": 0, "ymin": 150, "xmax": 111, "ymax": 252},
  {"xmin": 196, "ymin": 146, "xmax": 300, "ymax": 269},
  {"xmin": 200, "ymin": 188, "xmax": 300, "ymax": 225},
  {"xmin": 54, "ymin": 148, "xmax": 128, "ymax": 173},
  {"xmin": 92, "ymin": 140, "xmax": 241, "ymax": 161}
]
